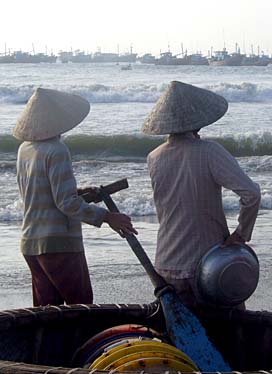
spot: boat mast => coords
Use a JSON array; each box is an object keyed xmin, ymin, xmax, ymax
[{"xmin": 222, "ymin": 28, "xmax": 226, "ymax": 50}]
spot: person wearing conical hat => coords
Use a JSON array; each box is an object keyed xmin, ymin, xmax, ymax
[
  {"xmin": 14, "ymin": 87, "xmax": 137, "ymax": 307},
  {"xmin": 143, "ymin": 81, "xmax": 261, "ymax": 309}
]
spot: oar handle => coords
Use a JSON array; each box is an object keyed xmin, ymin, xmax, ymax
[
  {"xmin": 80, "ymin": 178, "xmax": 129, "ymax": 203},
  {"xmin": 99, "ymin": 186, "xmax": 167, "ymax": 291}
]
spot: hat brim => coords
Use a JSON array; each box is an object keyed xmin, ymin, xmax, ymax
[
  {"xmin": 13, "ymin": 88, "xmax": 90, "ymax": 141},
  {"xmin": 142, "ymin": 81, "xmax": 228, "ymax": 135}
]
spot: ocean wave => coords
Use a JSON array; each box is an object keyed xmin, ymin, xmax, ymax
[
  {"xmin": 2, "ymin": 133, "xmax": 272, "ymax": 160},
  {"xmin": 0, "ymin": 191, "xmax": 271, "ymax": 223},
  {"xmin": 206, "ymin": 82, "xmax": 272, "ymax": 103},
  {"xmin": 0, "ymin": 134, "xmax": 164, "ymax": 159},
  {"xmin": 1, "ymin": 81, "xmax": 272, "ymax": 104},
  {"xmin": 0, "ymin": 135, "xmax": 21, "ymax": 153},
  {"xmin": 0, "ymin": 85, "xmax": 35, "ymax": 104},
  {"xmin": 0, "ymin": 200, "xmax": 23, "ymax": 222},
  {"xmin": 0, "ymin": 83, "xmax": 166, "ymax": 105},
  {"xmin": 209, "ymin": 132, "xmax": 272, "ymax": 158}
]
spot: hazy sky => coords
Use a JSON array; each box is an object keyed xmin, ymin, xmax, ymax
[{"xmin": 1, "ymin": 0, "xmax": 271, "ymax": 56}]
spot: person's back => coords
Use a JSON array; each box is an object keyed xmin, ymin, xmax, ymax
[
  {"xmin": 148, "ymin": 133, "xmax": 260, "ymax": 278},
  {"xmin": 143, "ymin": 81, "xmax": 261, "ymax": 309},
  {"xmin": 17, "ymin": 138, "xmax": 86, "ymax": 249},
  {"xmin": 148, "ymin": 135, "xmax": 227, "ymax": 278}
]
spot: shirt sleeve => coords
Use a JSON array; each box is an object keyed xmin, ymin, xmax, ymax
[
  {"xmin": 47, "ymin": 143, "xmax": 108, "ymax": 227},
  {"xmin": 146, "ymin": 154, "xmax": 153, "ymax": 185},
  {"xmin": 208, "ymin": 142, "xmax": 261, "ymax": 241}
]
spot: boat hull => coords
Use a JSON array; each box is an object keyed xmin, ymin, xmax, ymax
[
  {"xmin": 208, "ymin": 58, "xmax": 243, "ymax": 66},
  {"xmin": 0, "ymin": 303, "xmax": 272, "ymax": 373}
]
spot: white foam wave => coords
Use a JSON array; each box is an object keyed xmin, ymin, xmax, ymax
[
  {"xmin": 261, "ymin": 193, "xmax": 272, "ymax": 210},
  {"xmin": 1, "ymin": 191, "xmax": 272, "ymax": 223},
  {"xmin": 0, "ymin": 83, "xmax": 166, "ymax": 105},
  {"xmin": 223, "ymin": 190, "xmax": 272, "ymax": 211},
  {"xmin": 73, "ymin": 83, "xmax": 167, "ymax": 104},
  {"xmin": 1, "ymin": 82, "xmax": 272, "ymax": 105},
  {"xmin": 116, "ymin": 196, "xmax": 156, "ymax": 216},
  {"xmin": 0, "ymin": 200, "xmax": 23, "ymax": 222},
  {"xmin": 0, "ymin": 85, "xmax": 35, "ymax": 104},
  {"xmin": 206, "ymin": 82, "xmax": 272, "ymax": 103}
]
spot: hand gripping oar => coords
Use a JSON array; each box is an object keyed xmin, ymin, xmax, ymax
[{"xmin": 98, "ymin": 186, "xmax": 231, "ymax": 372}]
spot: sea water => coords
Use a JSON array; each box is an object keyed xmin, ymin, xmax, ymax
[{"xmin": 0, "ymin": 62, "xmax": 272, "ymax": 310}]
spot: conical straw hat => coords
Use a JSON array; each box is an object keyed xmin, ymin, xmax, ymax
[
  {"xmin": 142, "ymin": 81, "xmax": 228, "ymax": 135},
  {"xmin": 13, "ymin": 88, "xmax": 90, "ymax": 141}
]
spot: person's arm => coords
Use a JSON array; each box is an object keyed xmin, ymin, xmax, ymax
[
  {"xmin": 47, "ymin": 144, "xmax": 107, "ymax": 227},
  {"xmin": 208, "ymin": 142, "xmax": 261, "ymax": 243},
  {"xmin": 47, "ymin": 143, "xmax": 137, "ymax": 234},
  {"xmin": 223, "ymin": 231, "xmax": 245, "ymax": 246}
]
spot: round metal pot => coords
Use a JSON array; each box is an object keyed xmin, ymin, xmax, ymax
[{"xmin": 196, "ymin": 243, "xmax": 259, "ymax": 307}]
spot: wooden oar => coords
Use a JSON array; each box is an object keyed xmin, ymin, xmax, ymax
[{"xmin": 98, "ymin": 185, "xmax": 231, "ymax": 372}]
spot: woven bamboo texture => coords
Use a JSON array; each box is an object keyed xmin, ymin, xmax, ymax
[{"xmin": 0, "ymin": 303, "xmax": 271, "ymax": 373}]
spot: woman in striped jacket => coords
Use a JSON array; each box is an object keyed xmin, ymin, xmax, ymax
[{"xmin": 13, "ymin": 88, "xmax": 137, "ymax": 306}]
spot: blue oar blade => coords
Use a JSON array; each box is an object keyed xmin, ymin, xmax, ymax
[{"xmin": 160, "ymin": 292, "xmax": 231, "ymax": 372}]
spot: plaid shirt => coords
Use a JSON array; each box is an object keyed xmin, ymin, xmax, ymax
[{"xmin": 147, "ymin": 133, "xmax": 261, "ymax": 278}]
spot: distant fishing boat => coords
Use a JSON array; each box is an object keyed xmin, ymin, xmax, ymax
[
  {"xmin": 0, "ymin": 54, "xmax": 15, "ymax": 63},
  {"xmin": 155, "ymin": 51, "xmax": 185, "ymax": 65},
  {"xmin": 138, "ymin": 53, "xmax": 156, "ymax": 64},
  {"xmin": 155, "ymin": 51, "xmax": 208, "ymax": 66},
  {"xmin": 91, "ymin": 52, "xmax": 119, "ymax": 63},
  {"xmin": 69, "ymin": 50, "xmax": 92, "ymax": 63},
  {"xmin": 118, "ymin": 45, "xmax": 137, "ymax": 63},
  {"xmin": 0, "ymin": 51, "xmax": 57, "ymax": 64},
  {"xmin": 186, "ymin": 53, "xmax": 209, "ymax": 65},
  {"xmin": 118, "ymin": 53, "xmax": 137, "ymax": 63},
  {"xmin": 241, "ymin": 54, "xmax": 271, "ymax": 66},
  {"xmin": 208, "ymin": 48, "xmax": 244, "ymax": 66},
  {"xmin": 58, "ymin": 50, "xmax": 136, "ymax": 64}
]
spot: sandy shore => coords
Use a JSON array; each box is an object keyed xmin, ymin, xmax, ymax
[{"xmin": 0, "ymin": 211, "xmax": 271, "ymax": 311}]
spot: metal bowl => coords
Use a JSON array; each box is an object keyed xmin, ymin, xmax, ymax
[{"xmin": 196, "ymin": 243, "xmax": 259, "ymax": 307}]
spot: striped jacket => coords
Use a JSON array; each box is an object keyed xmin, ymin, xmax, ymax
[
  {"xmin": 17, "ymin": 137, "xmax": 107, "ymax": 255},
  {"xmin": 147, "ymin": 133, "xmax": 261, "ymax": 278}
]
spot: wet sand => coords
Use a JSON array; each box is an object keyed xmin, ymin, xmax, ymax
[{"xmin": 0, "ymin": 211, "xmax": 271, "ymax": 311}]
